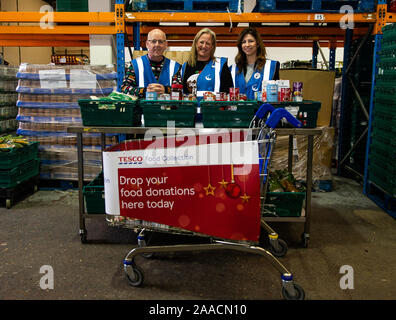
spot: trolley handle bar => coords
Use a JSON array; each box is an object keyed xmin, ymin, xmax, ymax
[
  {"xmin": 255, "ymin": 103, "xmax": 275, "ymax": 120},
  {"xmin": 265, "ymin": 108, "xmax": 302, "ymax": 129}
]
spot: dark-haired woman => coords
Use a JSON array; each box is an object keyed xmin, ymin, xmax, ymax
[{"xmin": 230, "ymin": 27, "xmax": 280, "ymax": 100}]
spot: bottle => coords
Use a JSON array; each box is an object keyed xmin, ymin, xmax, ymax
[{"xmin": 171, "ymin": 84, "xmax": 183, "ymax": 101}]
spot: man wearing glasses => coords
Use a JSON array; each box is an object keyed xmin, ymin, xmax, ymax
[{"xmin": 121, "ymin": 29, "xmax": 180, "ymax": 98}]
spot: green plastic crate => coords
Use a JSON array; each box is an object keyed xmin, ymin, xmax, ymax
[
  {"xmin": 0, "ymin": 158, "xmax": 40, "ymax": 188},
  {"xmin": 56, "ymin": 0, "xmax": 88, "ymax": 12},
  {"xmin": 372, "ymin": 109, "xmax": 396, "ymax": 134},
  {"xmin": 0, "ymin": 142, "xmax": 39, "ymax": 170},
  {"xmin": 371, "ymin": 130, "xmax": 396, "ymax": 148},
  {"xmin": 200, "ymin": 100, "xmax": 257, "ymax": 128},
  {"xmin": 78, "ymin": 99, "xmax": 142, "ymax": 127},
  {"xmin": 268, "ymin": 100, "xmax": 321, "ymax": 128},
  {"xmin": 368, "ymin": 162, "xmax": 396, "ymax": 197},
  {"xmin": 263, "ymin": 191, "xmax": 305, "ymax": 217},
  {"xmin": 370, "ymin": 139, "xmax": 396, "ymax": 159},
  {"xmin": 83, "ymin": 172, "xmax": 105, "ymax": 214},
  {"xmin": 140, "ymin": 100, "xmax": 197, "ymax": 127}
]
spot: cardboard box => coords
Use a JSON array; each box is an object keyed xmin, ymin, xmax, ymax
[
  {"xmin": 132, "ymin": 50, "xmax": 190, "ymax": 65},
  {"xmin": 279, "ymin": 69, "xmax": 336, "ymax": 127}
]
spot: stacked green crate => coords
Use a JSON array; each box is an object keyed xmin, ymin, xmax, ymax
[
  {"xmin": 0, "ymin": 140, "xmax": 40, "ymax": 208},
  {"xmin": 370, "ymin": 24, "xmax": 396, "ymax": 197},
  {"xmin": 56, "ymin": 0, "xmax": 88, "ymax": 12},
  {"xmin": 0, "ymin": 66, "xmax": 18, "ymax": 134}
]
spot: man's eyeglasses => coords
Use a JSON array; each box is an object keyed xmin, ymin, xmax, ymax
[{"xmin": 147, "ymin": 39, "xmax": 166, "ymax": 45}]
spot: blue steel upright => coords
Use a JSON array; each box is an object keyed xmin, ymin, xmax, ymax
[
  {"xmin": 116, "ymin": 0, "xmax": 126, "ymax": 92},
  {"xmin": 363, "ymin": 33, "xmax": 382, "ymax": 195}
]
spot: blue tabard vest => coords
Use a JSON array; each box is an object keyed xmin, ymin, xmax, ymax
[
  {"xmin": 181, "ymin": 57, "xmax": 227, "ymax": 100},
  {"xmin": 230, "ymin": 59, "xmax": 278, "ymax": 100},
  {"xmin": 131, "ymin": 54, "xmax": 180, "ymax": 87}
]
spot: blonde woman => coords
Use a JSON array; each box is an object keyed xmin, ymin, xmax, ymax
[{"xmin": 173, "ymin": 28, "xmax": 233, "ymax": 100}]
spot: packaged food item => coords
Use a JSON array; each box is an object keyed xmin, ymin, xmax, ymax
[
  {"xmin": 145, "ymin": 91, "xmax": 157, "ymax": 100},
  {"xmin": 215, "ymin": 92, "xmax": 227, "ymax": 101},
  {"xmin": 171, "ymin": 84, "xmax": 183, "ymax": 100},
  {"xmin": 279, "ymin": 88, "xmax": 291, "ymax": 102},
  {"xmin": 266, "ymin": 80, "xmax": 278, "ymax": 102},
  {"xmin": 276, "ymin": 80, "xmax": 291, "ymax": 102},
  {"xmin": 238, "ymin": 93, "xmax": 247, "ymax": 101},
  {"xmin": 229, "ymin": 87, "xmax": 239, "ymax": 101},
  {"xmin": 292, "ymin": 81, "xmax": 303, "ymax": 102},
  {"xmin": 203, "ymin": 91, "xmax": 216, "ymax": 101}
]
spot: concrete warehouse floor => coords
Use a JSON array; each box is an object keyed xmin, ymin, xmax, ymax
[{"xmin": 0, "ymin": 176, "xmax": 395, "ymax": 300}]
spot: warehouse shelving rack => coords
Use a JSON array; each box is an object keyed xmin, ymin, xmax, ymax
[{"xmin": 0, "ymin": 0, "xmax": 395, "ymax": 216}]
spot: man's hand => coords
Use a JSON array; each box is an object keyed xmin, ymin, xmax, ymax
[{"xmin": 147, "ymin": 83, "xmax": 165, "ymax": 94}]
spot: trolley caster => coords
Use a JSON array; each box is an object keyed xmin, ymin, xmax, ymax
[
  {"xmin": 281, "ymin": 274, "xmax": 305, "ymax": 300},
  {"xmin": 79, "ymin": 230, "xmax": 87, "ymax": 244},
  {"xmin": 124, "ymin": 262, "xmax": 144, "ymax": 287},
  {"xmin": 138, "ymin": 231, "xmax": 154, "ymax": 258},
  {"xmin": 301, "ymin": 233, "xmax": 309, "ymax": 248},
  {"xmin": 268, "ymin": 234, "xmax": 288, "ymax": 257},
  {"xmin": 282, "ymin": 283, "xmax": 305, "ymax": 300}
]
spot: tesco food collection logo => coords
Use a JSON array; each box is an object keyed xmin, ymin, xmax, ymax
[{"xmin": 118, "ymin": 156, "xmax": 143, "ymax": 165}]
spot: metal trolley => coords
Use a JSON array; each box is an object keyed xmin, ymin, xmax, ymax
[{"xmin": 108, "ymin": 104, "xmax": 305, "ymax": 300}]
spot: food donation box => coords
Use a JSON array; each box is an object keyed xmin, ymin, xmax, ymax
[{"xmin": 103, "ymin": 138, "xmax": 261, "ymax": 242}]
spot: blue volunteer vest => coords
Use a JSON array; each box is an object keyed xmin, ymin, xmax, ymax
[
  {"xmin": 131, "ymin": 54, "xmax": 180, "ymax": 87},
  {"xmin": 181, "ymin": 57, "xmax": 227, "ymax": 99},
  {"xmin": 231, "ymin": 59, "xmax": 278, "ymax": 100}
]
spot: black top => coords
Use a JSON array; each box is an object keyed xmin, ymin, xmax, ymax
[
  {"xmin": 179, "ymin": 60, "xmax": 234, "ymax": 94},
  {"xmin": 272, "ymin": 61, "xmax": 281, "ymax": 81}
]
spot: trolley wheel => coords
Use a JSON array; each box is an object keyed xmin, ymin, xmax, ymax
[
  {"xmin": 282, "ymin": 283, "xmax": 305, "ymax": 300},
  {"xmin": 124, "ymin": 264, "xmax": 144, "ymax": 287},
  {"xmin": 80, "ymin": 232, "xmax": 87, "ymax": 244},
  {"xmin": 269, "ymin": 238, "xmax": 288, "ymax": 258},
  {"xmin": 6, "ymin": 198, "xmax": 12, "ymax": 209},
  {"xmin": 301, "ymin": 233, "xmax": 309, "ymax": 248}
]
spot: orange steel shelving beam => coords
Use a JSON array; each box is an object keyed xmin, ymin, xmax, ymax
[
  {"xmin": 0, "ymin": 10, "xmax": 382, "ymax": 47},
  {"xmin": 125, "ymin": 11, "xmax": 376, "ymax": 23},
  {"xmin": 0, "ymin": 11, "xmax": 115, "ymax": 46}
]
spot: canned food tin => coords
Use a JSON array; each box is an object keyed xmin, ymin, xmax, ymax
[
  {"xmin": 279, "ymin": 88, "xmax": 291, "ymax": 102},
  {"xmin": 292, "ymin": 82, "xmax": 303, "ymax": 102},
  {"xmin": 216, "ymin": 92, "xmax": 227, "ymax": 101},
  {"xmin": 229, "ymin": 87, "xmax": 239, "ymax": 101}
]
